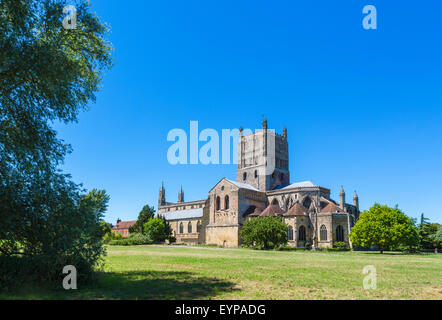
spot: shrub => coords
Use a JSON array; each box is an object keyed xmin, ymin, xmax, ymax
[
  {"xmin": 144, "ymin": 218, "xmax": 168, "ymax": 243},
  {"xmin": 168, "ymin": 236, "xmax": 176, "ymax": 244},
  {"xmin": 276, "ymin": 246, "xmax": 306, "ymax": 251},
  {"xmin": 325, "ymin": 247, "xmax": 351, "ymax": 252},
  {"xmin": 241, "ymin": 216, "xmax": 289, "ymax": 249},
  {"xmin": 334, "ymin": 242, "xmax": 347, "ymax": 249}
]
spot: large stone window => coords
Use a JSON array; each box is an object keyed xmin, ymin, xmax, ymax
[
  {"xmin": 298, "ymin": 225, "xmax": 306, "ymax": 242},
  {"xmin": 216, "ymin": 196, "xmax": 221, "ymax": 211},
  {"xmin": 320, "ymin": 225, "xmax": 327, "ymax": 241},
  {"xmin": 302, "ymin": 197, "xmax": 312, "ymax": 209},
  {"xmin": 188, "ymin": 221, "xmax": 192, "ymax": 233},
  {"xmin": 179, "ymin": 222, "xmax": 183, "ymax": 234},
  {"xmin": 224, "ymin": 195, "xmax": 229, "ymax": 210},
  {"xmin": 287, "ymin": 226, "xmax": 294, "ymax": 241},
  {"xmin": 336, "ymin": 225, "xmax": 344, "ymax": 242}
]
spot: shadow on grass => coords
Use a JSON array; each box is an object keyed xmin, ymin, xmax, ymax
[{"xmin": 73, "ymin": 270, "xmax": 238, "ymax": 300}]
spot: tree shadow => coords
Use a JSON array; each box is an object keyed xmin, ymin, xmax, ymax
[{"xmin": 75, "ymin": 270, "xmax": 238, "ymax": 300}]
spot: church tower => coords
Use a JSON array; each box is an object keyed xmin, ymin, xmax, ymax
[
  {"xmin": 158, "ymin": 182, "xmax": 166, "ymax": 208},
  {"xmin": 237, "ymin": 119, "xmax": 290, "ymax": 191}
]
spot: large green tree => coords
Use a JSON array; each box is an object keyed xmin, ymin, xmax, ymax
[
  {"xmin": 129, "ymin": 205, "xmax": 155, "ymax": 234},
  {"xmin": 241, "ymin": 216, "xmax": 289, "ymax": 249},
  {"xmin": 349, "ymin": 204, "xmax": 419, "ymax": 253},
  {"xmin": 0, "ymin": 0, "xmax": 112, "ymax": 287},
  {"xmin": 417, "ymin": 213, "xmax": 440, "ymax": 250},
  {"xmin": 144, "ymin": 217, "xmax": 167, "ymax": 243}
]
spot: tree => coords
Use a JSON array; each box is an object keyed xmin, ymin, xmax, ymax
[
  {"xmin": 349, "ymin": 204, "xmax": 419, "ymax": 253},
  {"xmin": 129, "ymin": 205, "xmax": 155, "ymax": 234},
  {"xmin": 417, "ymin": 214, "xmax": 439, "ymax": 250},
  {"xmin": 430, "ymin": 225, "xmax": 442, "ymax": 249},
  {"xmin": 240, "ymin": 216, "xmax": 289, "ymax": 249},
  {"xmin": 144, "ymin": 218, "xmax": 167, "ymax": 243},
  {"xmin": 158, "ymin": 214, "xmax": 173, "ymax": 240},
  {"xmin": 0, "ymin": 0, "xmax": 112, "ymax": 287}
]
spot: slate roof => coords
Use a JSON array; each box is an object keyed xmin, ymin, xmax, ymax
[
  {"xmin": 225, "ymin": 179, "xmax": 261, "ymax": 192},
  {"xmin": 160, "ymin": 208, "xmax": 204, "ymax": 221},
  {"xmin": 281, "ymin": 181, "xmax": 318, "ymax": 190}
]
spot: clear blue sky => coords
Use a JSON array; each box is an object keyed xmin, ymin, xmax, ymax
[{"xmin": 55, "ymin": 0, "xmax": 442, "ymax": 224}]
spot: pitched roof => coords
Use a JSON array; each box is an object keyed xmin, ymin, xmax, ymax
[
  {"xmin": 282, "ymin": 181, "xmax": 318, "ymax": 190},
  {"xmin": 259, "ymin": 204, "xmax": 285, "ymax": 217},
  {"xmin": 284, "ymin": 202, "xmax": 308, "ymax": 216},
  {"xmin": 320, "ymin": 203, "xmax": 345, "ymax": 213},
  {"xmin": 160, "ymin": 208, "xmax": 203, "ymax": 221},
  {"xmin": 248, "ymin": 207, "xmax": 263, "ymax": 217},
  {"xmin": 225, "ymin": 179, "xmax": 260, "ymax": 192},
  {"xmin": 113, "ymin": 220, "xmax": 136, "ymax": 230}
]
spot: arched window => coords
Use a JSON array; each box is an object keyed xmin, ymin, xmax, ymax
[
  {"xmin": 179, "ymin": 222, "xmax": 183, "ymax": 234},
  {"xmin": 254, "ymin": 170, "xmax": 258, "ymax": 179},
  {"xmin": 272, "ymin": 198, "xmax": 279, "ymax": 206},
  {"xmin": 243, "ymin": 172, "xmax": 247, "ymax": 181},
  {"xmin": 224, "ymin": 195, "xmax": 229, "ymax": 209},
  {"xmin": 188, "ymin": 221, "xmax": 192, "ymax": 233},
  {"xmin": 336, "ymin": 225, "xmax": 344, "ymax": 242},
  {"xmin": 320, "ymin": 225, "xmax": 327, "ymax": 241},
  {"xmin": 302, "ymin": 197, "xmax": 312, "ymax": 209},
  {"xmin": 287, "ymin": 226, "xmax": 294, "ymax": 241},
  {"xmin": 216, "ymin": 196, "xmax": 220, "ymax": 210},
  {"xmin": 298, "ymin": 225, "xmax": 306, "ymax": 242},
  {"xmin": 197, "ymin": 221, "xmax": 201, "ymax": 233}
]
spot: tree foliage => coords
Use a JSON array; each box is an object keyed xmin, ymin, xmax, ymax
[
  {"xmin": 129, "ymin": 205, "xmax": 155, "ymax": 234},
  {"xmin": 144, "ymin": 217, "xmax": 167, "ymax": 243},
  {"xmin": 417, "ymin": 213, "xmax": 440, "ymax": 250},
  {"xmin": 349, "ymin": 204, "xmax": 419, "ymax": 253},
  {"xmin": 241, "ymin": 217, "xmax": 289, "ymax": 249},
  {"xmin": 0, "ymin": 0, "xmax": 112, "ymax": 288}
]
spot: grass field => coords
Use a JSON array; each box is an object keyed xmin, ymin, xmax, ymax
[{"xmin": 3, "ymin": 245, "xmax": 442, "ymax": 300}]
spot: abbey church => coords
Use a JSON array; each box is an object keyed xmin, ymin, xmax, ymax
[{"xmin": 158, "ymin": 120, "xmax": 360, "ymax": 248}]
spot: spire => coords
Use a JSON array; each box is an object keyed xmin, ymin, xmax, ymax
[
  {"xmin": 178, "ymin": 186, "xmax": 184, "ymax": 203},
  {"xmin": 353, "ymin": 191, "xmax": 359, "ymax": 210},
  {"xmin": 340, "ymin": 186, "xmax": 345, "ymax": 210},
  {"xmin": 283, "ymin": 126, "xmax": 287, "ymax": 139},
  {"xmin": 262, "ymin": 118, "xmax": 268, "ymax": 130},
  {"xmin": 158, "ymin": 182, "xmax": 166, "ymax": 207}
]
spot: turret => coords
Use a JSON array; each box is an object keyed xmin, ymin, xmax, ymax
[
  {"xmin": 340, "ymin": 186, "xmax": 345, "ymax": 210},
  {"xmin": 283, "ymin": 126, "xmax": 287, "ymax": 139},
  {"xmin": 178, "ymin": 186, "xmax": 184, "ymax": 203},
  {"xmin": 353, "ymin": 191, "xmax": 359, "ymax": 210},
  {"xmin": 158, "ymin": 182, "xmax": 166, "ymax": 207}
]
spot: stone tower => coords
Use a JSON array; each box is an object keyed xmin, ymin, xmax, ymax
[
  {"xmin": 158, "ymin": 182, "xmax": 166, "ymax": 207},
  {"xmin": 340, "ymin": 186, "xmax": 346, "ymax": 210},
  {"xmin": 178, "ymin": 186, "xmax": 184, "ymax": 203},
  {"xmin": 236, "ymin": 119, "xmax": 290, "ymax": 191},
  {"xmin": 353, "ymin": 191, "xmax": 359, "ymax": 210}
]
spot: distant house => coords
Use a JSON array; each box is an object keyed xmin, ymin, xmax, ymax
[{"xmin": 112, "ymin": 219, "xmax": 136, "ymax": 238}]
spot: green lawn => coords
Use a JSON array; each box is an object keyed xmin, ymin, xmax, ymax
[{"xmin": 3, "ymin": 245, "xmax": 442, "ymax": 299}]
